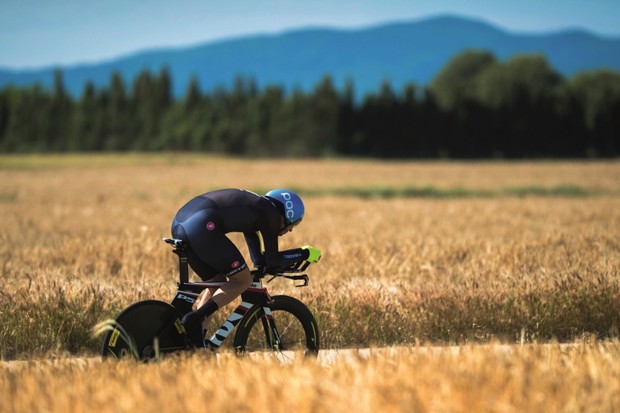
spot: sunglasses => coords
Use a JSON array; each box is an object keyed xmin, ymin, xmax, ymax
[{"xmin": 281, "ymin": 218, "xmax": 303, "ymax": 234}]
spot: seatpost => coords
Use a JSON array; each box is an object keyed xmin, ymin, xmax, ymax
[{"xmin": 174, "ymin": 248, "xmax": 189, "ymax": 284}]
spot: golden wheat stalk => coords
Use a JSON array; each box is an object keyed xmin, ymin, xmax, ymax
[{"xmin": 92, "ymin": 319, "xmax": 142, "ymax": 360}]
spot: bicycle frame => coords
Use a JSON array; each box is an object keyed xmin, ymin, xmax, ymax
[
  {"xmin": 171, "ymin": 278, "xmax": 275, "ymax": 350},
  {"xmin": 164, "ymin": 237, "xmax": 308, "ymax": 351}
]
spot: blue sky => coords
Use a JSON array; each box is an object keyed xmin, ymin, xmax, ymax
[{"xmin": 1, "ymin": 0, "xmax": 619, "ymax": 69}]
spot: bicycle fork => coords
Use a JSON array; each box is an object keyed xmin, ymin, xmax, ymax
[{"xmin": 252, "ymin": 306, "xmax": 284, "ymax": 351}]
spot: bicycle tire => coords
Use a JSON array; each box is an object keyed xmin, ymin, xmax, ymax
[
  {"xmin": 100, "ymin": 300, "xmax": 186, "ymax": 361},
  {"xmin": 233, "ymin": 295, "xmax": 319, "ymax": 357}
]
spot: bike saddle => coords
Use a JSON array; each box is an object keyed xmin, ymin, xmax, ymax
[{"xmin": 163, "ymin": 237, "xmax": 186, "ymax": 249}]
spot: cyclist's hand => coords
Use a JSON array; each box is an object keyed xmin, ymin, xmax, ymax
[{"xmin": 302, "ymin": 245, "xmax": 321, "ymax": 263}]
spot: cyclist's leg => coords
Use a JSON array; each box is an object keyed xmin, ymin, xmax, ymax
[
  {"xmin": 172, "ymin": 216, "xmax": 220, "ymax": 281},
  {"xmin": 210, "ymin": 267, "xmax": 252, "ymax": 308},
  {"xmin": 194, "ymin": 274, "xmax": 225, "ymax": 329},
  {"xmin": 173, "ymin": 222, "xmax": 221, "ymax": 329},
  {"xmin": 193, "ymin": 268, "xmax": 252, "ymax": 332},
  {"xmin": 195, "ymin": 233, "xmax": 252, "ymax": 324},
  {"xmin": 178, "ymin": 213, "xmax": 252, "ymax": 345}
]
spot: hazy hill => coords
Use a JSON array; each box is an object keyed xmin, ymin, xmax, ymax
[{"xmin": 1, "ymin": 15, "xmax": 619, "ymax": 97}]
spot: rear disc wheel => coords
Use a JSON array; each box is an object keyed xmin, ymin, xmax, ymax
[{"xmin": 100, "ymin": 300, "xmax": 186, "ymax": 361}]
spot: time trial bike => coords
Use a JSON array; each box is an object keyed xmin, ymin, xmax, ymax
[{"xmin": 98, "ymin": 237, "xmax": 320, "ymax": 361}]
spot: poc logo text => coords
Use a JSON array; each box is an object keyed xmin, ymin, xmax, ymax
[{"xmin": 281, "ymin": 192, "xmax": 295, "ymax": 221}]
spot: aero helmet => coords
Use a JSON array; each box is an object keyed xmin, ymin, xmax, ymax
[{"xmin": 265, "ymin": 189, "xmax": 305, "ymax": 225}]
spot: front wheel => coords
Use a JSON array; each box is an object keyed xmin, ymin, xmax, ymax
[
  {"xmin": 100, "ymin": 300, "xmax": 187, "ymax": 361},
  {"xmin": 233, "ymin": 295, "xmax": 319, "ymax": 358}
]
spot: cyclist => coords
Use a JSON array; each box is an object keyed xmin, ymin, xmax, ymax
[{"xmin": 171, "ymin": 188, "xmax": 321, "ymax": 347}]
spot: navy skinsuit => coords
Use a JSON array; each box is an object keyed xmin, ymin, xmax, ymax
[{"xmin": 171, "ymin": 188, "xmax": 307, "ymax": 280}]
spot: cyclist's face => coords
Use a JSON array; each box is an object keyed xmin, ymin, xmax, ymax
[
  {"xmin": 278, "ymin": 217, "xmax": 300, "ymax": 236},
  {"xmin": 279, "ymin": 218, "xmax": 293, "ymax": 236}
]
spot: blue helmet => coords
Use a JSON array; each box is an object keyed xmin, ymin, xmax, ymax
[{"xmin": 265, "ymin": 189, "xmax": 305, "ymax": 225}]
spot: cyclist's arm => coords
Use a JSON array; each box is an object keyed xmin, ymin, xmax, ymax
[
  {"xmin": 261, "ymin": 231, "xmax": 310, "ymax": 268},
  {"xmin": 244, "ymin": 231, "xmax": 266, "ymax": 266},
  {"xmin": 243, "ymin": 231, "xmax": 307, "ymax": 267},
  {"xmin": 253, "ymin": 206, "xmax": 313, "ymax": 269}
]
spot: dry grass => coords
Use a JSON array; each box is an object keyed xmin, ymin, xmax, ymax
[
  {"xmin": 1, "ymin": 155, "xmax": 619, "ymax": 358},
  {"xmin": 2, "ymin": 154, "xmax": 620, "ymax": 412},
  {"xmin": 1, "ymin": 342, "xmax": 619, "ymax": 413}
]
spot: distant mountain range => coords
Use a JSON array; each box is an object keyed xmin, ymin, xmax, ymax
[{"xmin": 1, "ymin": 15, "xmax": 619, "ymax": 98}]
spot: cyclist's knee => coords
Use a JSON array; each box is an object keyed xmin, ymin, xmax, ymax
[
  {"xmin": 223, "ymin": 268, "xmax": 252, "ymax": 296},
  {"xmin": 211, "ymin": 268, "xmax": 252, "ymax": 308},
  {"xmin": 194, "ymin": 288, "xmax": 213, "ymax": 310},
  {"xmin": 232, "ymin": 267, "xmax": 252, "ymax": 289}
]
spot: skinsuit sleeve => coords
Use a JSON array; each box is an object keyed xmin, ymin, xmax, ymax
[{"xmin": 245, "ymin": 230, "xmax": 309, "ymax": 269}]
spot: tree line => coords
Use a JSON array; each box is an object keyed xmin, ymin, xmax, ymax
[{"xmin": 0, "ymin": 50, "xmax": 619, "ymax": 158}]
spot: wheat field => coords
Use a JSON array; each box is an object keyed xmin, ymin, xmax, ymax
[
  {"xmin": 2, "ymin": 343, "xmax": 619, "ymax": 413},
  {"xmin": 1, "ymin": 154, "xmax": 619, "ymax": 412}
]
